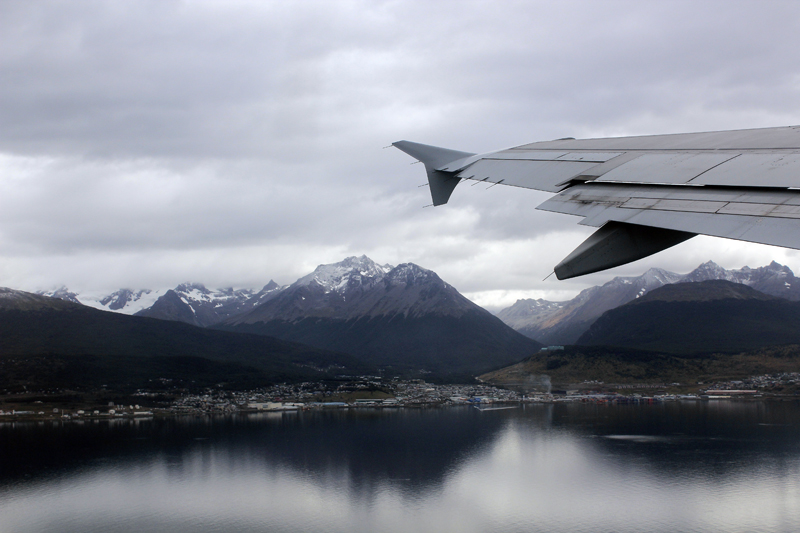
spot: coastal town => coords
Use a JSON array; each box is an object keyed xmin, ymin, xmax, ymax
[{"xmin": 2, "ymin": 372, "xmax": 799, "ymax": 420}]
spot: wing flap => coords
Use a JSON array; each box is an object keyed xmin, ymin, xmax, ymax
[{"xmin": 539, "ymin": 183, "xmax": 800, "ymax": 249}]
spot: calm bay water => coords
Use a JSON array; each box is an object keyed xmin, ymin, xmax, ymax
[{"xmin": 2, "ymin": 401, "xmax": 800, "ymax": 532}]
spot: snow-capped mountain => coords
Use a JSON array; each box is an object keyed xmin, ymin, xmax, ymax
[
  {"xmin": 219, "ymin": 255, "xmax": 540, "ymax": 376},
  {"xmin": 245, "ymin": 280, "xmax": 284, "ymax": 307},
  {"xmin": 98, "ymin": 289, "xmax": 160, "ymax": 312},
  {"xmin": 293, "ymin": 255, "xmax": 394, "ymax": 293},
  {"xmin": 37, "ymin": 286, "xmax": 167, "ymax": 314},
  {"xmin": 135, "ymin": 281, "xmax": 284, "ymax": 327},
  {"xmin": 680, "ymin": 261, "xmax": 800, "ymax": 299},
  {"xmin": 498, "ymin": 266, "xmax": 684, "ymax": 345},
  {"xmin": 36, "ymin": 280, "xmax": 285, "ymax": 327},
  {"xmin": 226, "ymin": 255, "xmax": 480, "ymax": 323},
  {"xmin": 497, "ymin": 260, "xmax": 800, "ymax": 345},
  {"xmin": 36, "ymin": 286, "xmax": 83, "ymax": 305}
]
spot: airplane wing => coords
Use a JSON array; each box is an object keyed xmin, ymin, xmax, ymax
[{"xmin": 393, "ymin": 125, "xmax": 800, "ymax": 279}]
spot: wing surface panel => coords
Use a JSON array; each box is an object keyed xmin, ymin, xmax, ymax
[
  {"xmin": 594, "ymin": 153, "xmax": 739, "ymax": 184},
  {"xmin": 393, "ymin": 125, "xmax": 800, "ymax": 278},
  {"xmin": 691, "ymin": 153, "xmax": 800, "ymax": 187},
  {"xmin": 556, "ymin": 152, "xmax": 623, "ymax": 162},
  {"xmin": 454, "ymin": 159, "xmax": 596, "ymax": 192},
  {"xmin": 513, "ymin": 125, "xmax": 800, "ymax": 151}
]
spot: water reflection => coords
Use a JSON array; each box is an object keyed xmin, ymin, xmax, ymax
[{"xmin": 2, "ymin": 402, "xmax": 800, "ymax": 532}]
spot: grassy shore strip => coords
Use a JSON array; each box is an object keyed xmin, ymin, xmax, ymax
[{"xmin": 480, "ymin": 344, "xmax": 800, "ymax": 392}]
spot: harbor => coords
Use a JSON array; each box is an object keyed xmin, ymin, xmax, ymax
[{"xmin": 2, "ymin": 372, "xmax": 798, "ymax": 421}]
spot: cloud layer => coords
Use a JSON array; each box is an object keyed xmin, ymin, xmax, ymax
[{"xmin": 3, "ymin": 0, "xmax": 800, "ymax": 308}]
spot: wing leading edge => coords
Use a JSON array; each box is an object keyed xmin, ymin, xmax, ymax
[{"xmin": 393, "ymin": 126, "xmax": 800, "ymax": 279}]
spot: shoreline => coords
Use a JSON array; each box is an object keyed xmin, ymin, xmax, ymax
[{"xmin": 3, "ymin": 394, "xmax": 798, "ymax": 424}]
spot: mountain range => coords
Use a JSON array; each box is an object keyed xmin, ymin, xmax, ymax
[
  {"xmin": 497, "ymin": 261, "xmax": 800, "ymax": 345},
  {"xmin": 38, "ymin": 260, "xmax": 800, "ymax": 340},
  {"xmin": 18, "ymin": 256, "xmax": 541, "ymax": 382},
  {"xmin": 0, "ymin": 287, "xmax": 370, "ymax": 390},
  {"xmin": 22, "ymin": 256, "xmax": 800, "ymax": 386},
  {"xmin": 38, "ymin": 281, "xmax": 284, "ymax": 328},
  {"xmin": 134, "ymin": 281, "xmax": 284, "ymax": 327},
  {"xmin": 576, "ymin": 279, "xmax": 800, "ymax": 354},
  {"xmin": 480, "ymin": 278, "xmax": 800, "ymax": 391}
]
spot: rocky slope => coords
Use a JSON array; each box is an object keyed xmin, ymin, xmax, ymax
[
  {"xmin": 498, "ymin": 261, "xmax": 800, "ymax": 345},
  {"xmin": 576, "ymin": 280, "xmax": 800, "ymax": 353}
]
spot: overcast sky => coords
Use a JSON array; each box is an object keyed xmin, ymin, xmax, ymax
[{"xmin": 3, "ymin": 0, "xmax": 800, "ymax": 309}]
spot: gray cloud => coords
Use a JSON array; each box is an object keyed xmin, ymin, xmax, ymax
[{"xmin": 3, "ymin": 0, "xmax": 800, "ymax": 307}]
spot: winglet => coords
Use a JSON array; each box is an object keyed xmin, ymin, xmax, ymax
[
  {"xmin": 392, "ymin": 141, "xmax": 475, "ymax": 169},
  {"xmin": 393, "ymin": 141, "xmax": 476, "ymax": 206}
]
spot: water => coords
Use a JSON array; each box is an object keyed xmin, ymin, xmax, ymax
[{"xmin": 2, "ymin": 401, "xmax": 800, "ymax": 532}]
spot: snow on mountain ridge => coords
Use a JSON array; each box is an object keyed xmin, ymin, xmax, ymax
[
  {"xmin": 37, "ymin": 286, "xmax": 82, "ymax": 304},
  {"xmin": 384, "ymin": 263, "xmax": 438, "ymax": 285},
  {"xmin": 49, "ymin": 288, "xmax": 169, "ymax": 315},
  {"xmin": 37, "ymin": 282, "xmax": 265, "ymax": 317},
  {"xmin": 681, "ymin": 261, "xmax": 733, "ymax": 283},
  {"xmin": 224, "ymin": 256, "xmax": 483, "ymax": 326},
  {"xmin": 295, "ymin": 255, "xmax": 394, "ymax": 293},
  {"xmin": 604, "ymin": 267, "xmax": 684, "ymax": 291},
  {"xmin": 94, "ymin": 289, "xmax": 162, "ymax": 312}
]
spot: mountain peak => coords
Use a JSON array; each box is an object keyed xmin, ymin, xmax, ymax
[
  {"xmin": 765, "ymin": 260, "xmax": 793, "ymax": 275},
  {"xmin": 226, "ymin": 257, "xmax": 481, "ymax": 324},
  {"xmin": 261, "ymin": 280, "xmax": 279, "ymax": 292},
  {"xmin": 385, "ymin": 263, "xmax": 440, "ymax": 286},
  {"xmin": 99, "ymin": 288, "xmax": 153, "ymax": 311},
  {"xmin": 682, "ymin": 260, "xmax": 730, "ymax": 282},
  {"xmin": 174, "ymin": 282, "xmax": 210, "ymax": 294},
  {"xmin": 295, "ymin": 255, "xmax": 393, "ymax": 293},
  {"xmin": 36, "ymin": 286, "xmax": 82, "ymax": 304}
]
